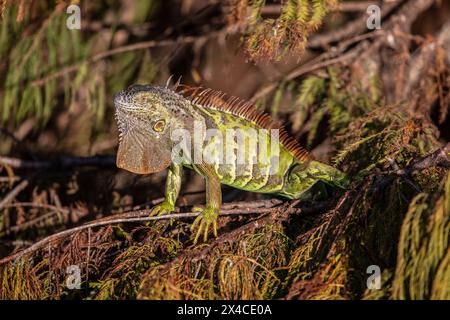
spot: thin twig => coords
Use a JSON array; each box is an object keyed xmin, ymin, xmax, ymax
[
  {"xmin": 0, "ymin": 202, "xmax": 71, "ymax": 235},
  {"xmin": 251, "ymin": 0, "xmax": 435, "ymax": 101},
  {"xmin": 308, "ymin": 1, "xmax": 400, "ymax": 48},
  {"xmin": 251, "ymin": 39, "xmax": 370, "ymax": 101},
  {"xmin": 31, "ymin": 29, "xmax": 230, "ymax": 87},
  {"xmin": 0, "ymin": 176, "xmax": 20, "ymax": 183},
  {"xmin": 262, "ymin": 1, "xmax": 385, "ymax": 17},
  {"xmin": 0, "ymin": 202, "xmax": 69, "ymax": 213},
  {"xmin": 0, "ymin": 155, "xmax": 115, "ymax": 169},
  {"xmin": 0, "ymin": 180, "xmax": 29, "ymax": 210}
]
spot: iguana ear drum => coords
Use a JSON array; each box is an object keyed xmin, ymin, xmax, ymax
[{"xmin": 116, "ymin": 129, "xmax": 171, "ymax": 174}]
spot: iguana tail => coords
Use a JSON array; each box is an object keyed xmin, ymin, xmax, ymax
[
  {"xmin": 305, "ymin": 160, "xmax": 350, "ymax": 190},
  {"xmin": 281, "ymin": 160, "xmax": 349, "ymax": 199}
]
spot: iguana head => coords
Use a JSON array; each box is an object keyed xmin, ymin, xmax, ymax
[{"xmin": 114, "ymin": 84, "xmax": 186, "ymax": 174}]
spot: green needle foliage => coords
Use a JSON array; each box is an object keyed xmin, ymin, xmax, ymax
[
  {"xmin": 0, "ymin": 1, "xmax": 159, "ymax": 131},
  {"xmin": 0, "ymin": 0, "xmax": 449, "ymax": 300}
]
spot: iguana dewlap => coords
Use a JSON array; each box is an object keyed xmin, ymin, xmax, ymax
[{"xmin": 114, "ymin": 83, "xmax": 348, "ymax": 243}]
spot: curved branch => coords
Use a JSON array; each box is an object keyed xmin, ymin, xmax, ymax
[{"xmin": 0, "ymin": 199, "xmax": 286, "ymax": 266}]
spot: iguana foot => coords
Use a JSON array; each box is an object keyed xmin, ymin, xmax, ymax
[
  {"xmin": 150, "ymin": 201, "xmax": 175, "ymax": 216},
  {"xmin": 191, "ymin": 205, "xmax": 218, "ymax": 244}
]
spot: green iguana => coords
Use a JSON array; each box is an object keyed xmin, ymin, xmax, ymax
[{"xmin": 114, "ymin": 83, "xmax": 349, "ymax": 243}]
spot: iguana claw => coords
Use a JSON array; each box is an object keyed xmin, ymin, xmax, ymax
[
  {"xmin": 191, "ymin": 205, "xmax": 218, "ymax": 244},
  {"xmin": 150, "ymin": 201, "xmax": 175, "ymax": 216}
]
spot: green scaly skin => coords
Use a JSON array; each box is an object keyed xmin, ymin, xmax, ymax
[{"xmin": 114, "ymin": 84, "xmax": 349, "ymax": 243}]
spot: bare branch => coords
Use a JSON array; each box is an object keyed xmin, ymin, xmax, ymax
[
  {"xmin": 0, "ymin": 155, "xmax": 115, "ymax": 170},
  {"xmin": 261, "ymin": 1, "xmax": 386, "ymax": 17},
  {"xmin": 0, "ymin": 180, "xmax": 29, "ymax": 210},
  {"xmin": 396, "ymin": 143, "xmax": 450, "ymax": 175},
  {"xmin": 0, "ymin": 199, "xmax": 289, "ymax": 265},
  {"xmin": 31, "ymin": 29, "xmax": 231, "ymax": 87},
  {"xmin": 308, "ymin": 1, "xmax": 400, "ymax": 49}
]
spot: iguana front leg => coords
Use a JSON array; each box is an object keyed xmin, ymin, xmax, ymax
[
  {"xmin": 150, "ymin": 163, "xmax": 183, "ymax": 216},
  {"xmin": 191, "ymin": 164, "xmax": 222, "ymax": 243}
]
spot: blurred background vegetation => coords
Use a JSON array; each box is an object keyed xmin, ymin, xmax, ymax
[{"xmin": 0, "ymin": 0, "xmax": 449, "ymax": 300}]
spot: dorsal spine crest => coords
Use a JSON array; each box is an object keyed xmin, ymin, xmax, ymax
[{"xmin": 175, "ymin": 85, "xmax": 310, "ymax": 162}]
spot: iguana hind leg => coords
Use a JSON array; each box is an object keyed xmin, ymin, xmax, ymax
[
  {"xmin": 150, "ymin": 163, "xmax": 183, "ymax": 216},
  {"xmin": 191, "ymin": 163, "xmax": 222, "ymax": 243}
]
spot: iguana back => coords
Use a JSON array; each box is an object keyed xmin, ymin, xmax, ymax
[{"xmin": 175, "ymin": 85, "xmax": 310, "ymax": 196}]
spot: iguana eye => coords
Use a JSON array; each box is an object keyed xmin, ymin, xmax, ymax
[{"xmin": 153, "ymin": 119, "xmax": 166, "ymax": 132}]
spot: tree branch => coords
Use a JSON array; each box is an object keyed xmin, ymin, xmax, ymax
[
  {"xmin": 261, "ymin": 1, "xmax": 387, "ymax": 17},
  {"xmin": 395, "ymin": 143, "xmax": 450, "ymax": 175},
  {"xmin": 251, "ymin": 0, "xmax": 437, "ymax": 101},
  {"xmin": 0, "ymin": 155, "xmax": 115, "ymax": 170},
  {"xmin": 308, "ymin": 0, "xmax": 400, "ymax": 49},
  {"xmin": 0, "ymin": 199, "xmax": 287, "ymax": 266},
  {"xmin": 31, "ymin": 29, "xmax": 231, "ymax": 87}
]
